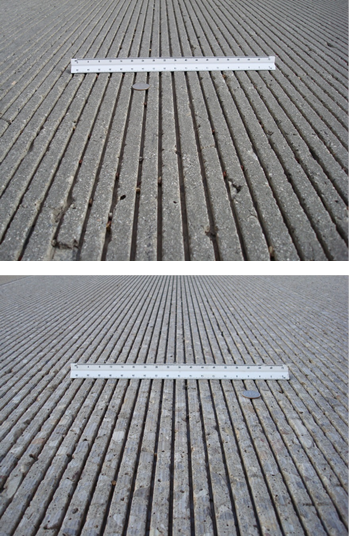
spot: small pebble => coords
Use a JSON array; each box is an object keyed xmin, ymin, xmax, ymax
[
  {"xmin": 132, "ymin": 83, "xmax": 149, "ymax": 91},
  {"xmin": 243, "ymin": 390, "xmax": 261, "ymax": 399}
]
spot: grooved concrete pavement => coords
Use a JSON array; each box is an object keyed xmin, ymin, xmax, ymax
[
  {"xmin": 0, "ymin": 0, "xmax": 348, "ymax": 260},
  {"xmin": 0, "ymin": 276, "xmax": 348, "ymax": 535}
]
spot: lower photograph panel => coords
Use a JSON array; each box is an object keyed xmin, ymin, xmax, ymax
[{"xmin": 0, "ymin": 276, "xmax": 348, "ymax": 535}]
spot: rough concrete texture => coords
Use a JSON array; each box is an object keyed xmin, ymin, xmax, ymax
[
  {"xmin": 0, "ymin": 0, "xmax": 348, "ymax": 260},
  {"xmin": 0, "ymin": 276, "xmax": 348, "ymax": 535}
]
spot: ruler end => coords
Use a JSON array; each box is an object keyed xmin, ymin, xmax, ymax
[{"xmin": 70, "ymin": 59, "xmax": 78, "ymax": 73}]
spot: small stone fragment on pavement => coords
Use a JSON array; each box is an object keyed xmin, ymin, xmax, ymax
[
  {"xmin": 132, "ymin": 83, "xmax": 149, "ymax": 91},
  {"xmin": 243, "ymin": 390, "xmax": 261, "ymax": 399}
]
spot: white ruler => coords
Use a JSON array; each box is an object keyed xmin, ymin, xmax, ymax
[
  {"xmin": 71, "ymin": 363, "xmax": 289, "ymax": 380},
  {"xmin": 71, "ymin": 56, "xmax": 275, "ymax": 73}
]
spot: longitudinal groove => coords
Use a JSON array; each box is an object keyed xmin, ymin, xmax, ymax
[
  {"xmin": 3, "ymin": 380, "xmax": 105, "ymax": 534},
  {"xmin": 183, "ymin": 75, "xmax": 220, "ymax": 260},
  {"xmin": 186, "ymin": 276, "xmax": 278, "ymax": 534},
  {"xmin": 185, "ymin": 280, "xmax": 266, "ymax": 522},
  {"xmin": 183, "ymin": 278, "xmax": 239, "ymax": 535},
  {"xmin": 168, "ymin": 378, "xmax": 176, "ymax": 536},
  {"xmin": 17, "ymin": 379, "xmax": 117, "ymax": 535},
  {"xmin": 170, "ymin": 74, "xmax": 190, "ymax": 261},
  {"xmin": 130, "ymin": 71, "xmax": 150, "ymax": 260},
  {"xmin": 194, "ymin": 380, "xmax": 218, "ymax": 536},
  {"xmin": 191, "ymin": 279, "xmax": 306, "ymax": 534},
  {"xmin": 101, "ymin": 83, "xmax": 135, "ymax": 259},
  {"xmin": 63, "ymin": 380, "xmax": 131, "ymax": 536},
  {"xmin": 99, "ymin": 379, "xmax": 141, "ymax": 535},
  {"xmin": 157, "ymin": 71, "xmax": 163, "ymax": 260},
  {"xmin": 184, "ymin": 379, "xmax": 195, "ymax": 537},
  {"xmin": 194, "ymin": 74, "xmax": 249, "ymax": 259},
  {"xmin": 76, "ymin": 72, "xmax": 125, "ymax": 257},
  {"xmin": 179, "ymin": 278, "xmax": 217, "ymax": 534},
  {"xmin": 19, "ymin": 78, "xmax": 109, "ymax": 259},
  {"xmin": 229, "ymin": 387, "xmax": 308, "ymax": 535},
  {"xmin": 121, "ymin": 379, "xmax": 154, "ymax": 536},
  {"xmin": 0, "ymin": 0, "xmax": 137, "ymax": 260},
  {"xmin": 145, "ymin": 379, "xmax": 165, "ymax": 535},
  {"xmin": 0, "ymin": 276, "xmax": 104, "ymax": 347}
]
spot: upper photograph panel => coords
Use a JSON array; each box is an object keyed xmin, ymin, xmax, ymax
[{"xmin": 0, "ymin": 0, "xmax": 348, "ymax": 261}]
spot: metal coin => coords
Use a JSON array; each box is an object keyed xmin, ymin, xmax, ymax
[
  {"xmin": 243, "ymin": 390, "xmax": 261, "ymax": 399},
  {"xmin": 132, "ymin": 83, "xmax": 150, "ymax": 91}
]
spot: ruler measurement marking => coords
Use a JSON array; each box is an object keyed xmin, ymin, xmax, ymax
[
  {"xmin": 70, "ymin": 363, "xmax": 289, "ymax": 380},
  {"xmin": 71, "ymin": 56, "xmax": 275, "ymax": 73}
]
